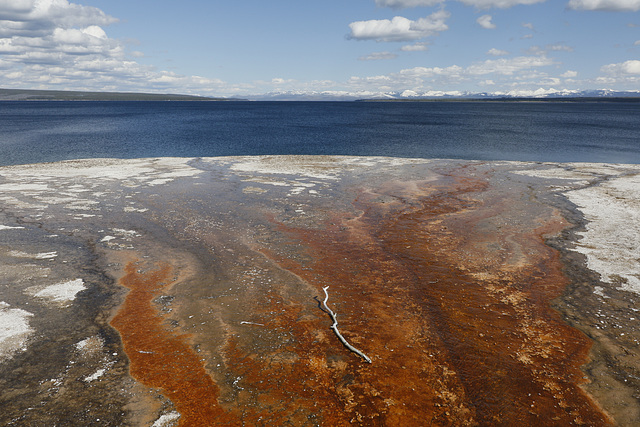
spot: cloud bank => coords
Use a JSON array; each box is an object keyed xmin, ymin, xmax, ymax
[
  {"xmin": 376, "ymin": 0, "xmax": 640, "ymax": 9},
  {"xmin": 0, "ymin": 0, "xmax": 117, "ymax": 37},
  {"xmin": 567, "ymin": 0, "xmax": 640, "ymax": 11},
  {"xmin": 0, "ymin": 0, "xmax": 226, "ymax": 95},
  {"xmin": 375, "ymin": 0, "xmax": 547, "ymax": 9},
  {"xmin": 375, "ymin": 0, "xmax": 444, "ymax": 7},
  {"xmin": 458, "ymin": 0, "xmax": 547, "ymax": 8},
  {"xmin": 347, "ymin": 54, "xmax": 557, "ymax": 92}
]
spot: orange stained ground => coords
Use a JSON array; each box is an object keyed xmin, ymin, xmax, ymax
[
  {"xmin": 258, "ymin": 165, "xmax": 612, "ymax": 425},
  {"xmin": 110, "ymin": 262, "xmax": 239, "ymax": 426},
  {"xmin": 110, "ymin": 164, "xmax": 613, "ymax": 426}
]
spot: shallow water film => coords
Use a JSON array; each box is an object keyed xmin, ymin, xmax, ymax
[{"xmin": 1, "ymin": 156, "xmax": 639, "ymax": 426}]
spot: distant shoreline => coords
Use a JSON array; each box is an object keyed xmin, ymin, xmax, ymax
[
  {"xmin": 0, "ymin": 88, "xmax": 245, "ymax": 102},
  {"xmin": 3, "ymin": 88, "xmax": 640, "ymax": 102}
]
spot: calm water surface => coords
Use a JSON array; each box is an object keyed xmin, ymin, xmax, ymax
[{"xmin": 0, "ymin": 101, "xmax": 638, "ymax": 166}]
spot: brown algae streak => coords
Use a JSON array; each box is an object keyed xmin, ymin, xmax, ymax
[
  {"xmin": 110, "ymin": 261, "xmax": 238, "ymax": 426},
  {"xmin": 263, "ymin": 165, "xmax": 612, "ymax": 425}
]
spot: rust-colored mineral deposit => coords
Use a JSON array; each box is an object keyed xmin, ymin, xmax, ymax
[
  {"xmin": 253, "ymin": 164, "xmax": 612, "ymax": 425},
  {"xmin": 109, "ymin": 163, "xmax": 613, "ymax": 425},
  {"xmin": 110, "ymin": 262, "xmax": 238, "ymax": 426}
]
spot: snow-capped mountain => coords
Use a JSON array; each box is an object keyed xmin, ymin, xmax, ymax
[{"xmin": 248, "ymin": 89, "xmax": 640, "ymax": 101}]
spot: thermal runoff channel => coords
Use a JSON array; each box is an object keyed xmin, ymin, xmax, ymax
[{"xmin": 1, "ymin": 156, "xmax": 639, "ymax": 426}]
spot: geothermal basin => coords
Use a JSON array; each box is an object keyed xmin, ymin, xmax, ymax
[{"xmin": 0, "ymin": 156, "xmax": 639, "ymax": 426}]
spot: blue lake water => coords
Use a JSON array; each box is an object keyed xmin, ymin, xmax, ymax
[{"xmin": 0, "ymin": 101, "xmax": 639, "ymax": 166}]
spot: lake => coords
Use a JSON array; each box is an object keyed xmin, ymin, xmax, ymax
[{"xmin": 1, "ymin": 101, "xmax": 638, "ymax": 166}]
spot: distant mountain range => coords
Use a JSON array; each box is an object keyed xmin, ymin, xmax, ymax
[
  {"xmin": 251, "ymin": 88, "xmax": 640, "ymax": 101},
  {"xmin": 1, "ymin": 87, "xmax": 639, "ymax": 102}
]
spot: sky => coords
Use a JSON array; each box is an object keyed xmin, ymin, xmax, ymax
[{"xmin": 0, "ymin": 0, "xmax": 639, "ymax": 98}]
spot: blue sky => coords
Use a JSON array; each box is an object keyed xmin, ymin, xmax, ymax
[{"xmin": 0, "ymin": 0, "xmax": 639, "ymax": 97}]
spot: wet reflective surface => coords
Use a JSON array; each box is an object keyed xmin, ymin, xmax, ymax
[{"xmin": 1, "ymin": 156, "xmax": 639, "ymax": 425}]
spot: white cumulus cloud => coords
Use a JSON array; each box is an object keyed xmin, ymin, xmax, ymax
[
  {"xmin": 401, "ymin": 41, "xmax": 430, "ymax": 51},
  {"xmin": 344, "ymin": 54, "xmax": 557, "ymax": 95},
  {"xmin": 466, "ymin": 55, "xmax": 556, "ymax": 75},
  {"xmin": 0, "ymin": 0, "xmax": 232, "ymax": 96},
  {"xmin": 359, "ymin": 51, "xmax": 399, "ymax": 60},
  {"xmin": 375, "ymin": 0, "xmax": 444, "ymax": 7},
  {"xmin": 0, "ymin": 0, "xmax": 38, "ymax": 15},
  {"xmin": 458, "ymin": 0, "xmax": 546, "ymax": 8},
  {"xmin": 527, "ymin": 44, "xmax": 573, "ymax": 55},
  {"xmin": 376, "ymin": 0, "xmax": 546, "ymax": 8},
  {"xmin": 0, "ymin": 0, "xmax": 117, "ymax": 37},
  {"xmin": 399, "ymin": 64, "xmax": 465, "ymax": 78},
  {"xmin": 477, "ymin": 15, "xmax": 496, "ymax": 29},
  {"xmin": 487, "ymin": 48, "xmax": 509, "ymax": 56},
  {"xmin": 602, "ymin": 59, "xmax": 640, "ymax": 74},
  {"xmin": 348, "ymin": 10, "xmax": 450, "ymax": 42},
  {"xmin": 547, "ymin": 44, "xmax": 573, "ymax": 52},
  {"xmin": 567, "ymin": 0, "xmax": 640, "ymax": 11}
]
